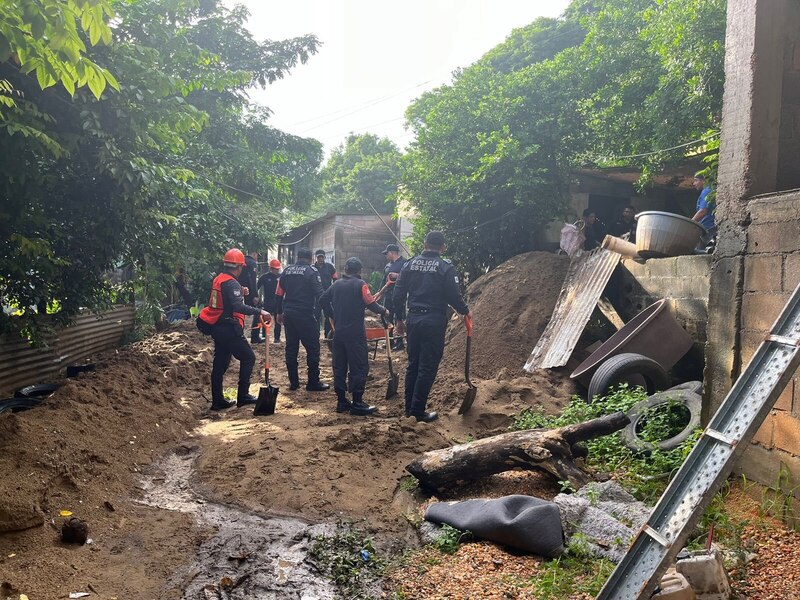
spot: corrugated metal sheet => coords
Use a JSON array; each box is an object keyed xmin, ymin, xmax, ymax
[
  {"xmin": 0, "ymin": 305, "xmax": 134, "ymax": 395},
  {"xmin": 524, "ymin": 248, "xmax": 621, "ymax": 372}
]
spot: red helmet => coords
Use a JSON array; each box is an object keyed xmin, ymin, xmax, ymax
[
  {"xmin": 269, "ymin": 259, "xmax": 282, "ymax": 269},
  {"xmin": 223, "ymin": 248, "xmax": 246, "ymax": 266}
]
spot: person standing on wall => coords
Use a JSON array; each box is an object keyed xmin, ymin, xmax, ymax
[
  {"xmin": 197, "ymin": 249, "xmax": 272, "ymax": 411},
  {"xmin": 381, "ymin": 243, "xmax": 406, "ymax": 351},
  {"xmin": 238, "ymin": 250, "xmax": 261, "ymax": 344},
  {"xmin": 582, "ymin": 209, "xmax": 606, "ymax": 251},
  {"xmin": 393, "ymin": 231, "xmax": 470, "ymax": 423},
  {"xmin": 313, "ymin": 249, "xmax": 337, "ymax": 339},
  {"xmin": 692, "ymin": 173, "xmax": 716, "ymax": 250},
  {"xmin": 319, "ymin": 257, "xmax": 389, "ymax": 416},
  {"xmin": 610, "ymin": 206, "xmax": 637, "ymax": 243},
  {"xmin": 258, "ymin": 259, "xmax": 283, "ymax": 344},
  {"xmin": 275, "ymin": 248, "xmax": 330, "ymax": 392}
]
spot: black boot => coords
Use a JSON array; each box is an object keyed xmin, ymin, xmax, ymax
[
  {"xmin": 211, "ymin": 399, "xmax": 235, "ymax": 411},
  {"xmin": 237, "ymin": 383, "xmax": 257, "ymax": 407},
  {"xmin": 335, "ymin": 388, "xmax": 352, "ymax": 413},
  {"xmin": 306, "ymin": 381, "xmax": 330, "ymax": 392},
  {"xmin": 412, "ymin": 411, "xmax": 438, "ymax": 423},
  {"xmin": 350, "ymin": 393, "xmax": 377, "ymax": 416}
]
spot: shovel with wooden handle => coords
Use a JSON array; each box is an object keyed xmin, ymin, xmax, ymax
[
  {"xmin": 254, "ymin": 316, "xmax": 279, "ymax": 416},
  {"xmin": 458, "ymin": 314, "xmax": 477, "ymax": 415},
  {"xmin": 381, "ymin": 314, "xmax": 399, "ymax": 400}
]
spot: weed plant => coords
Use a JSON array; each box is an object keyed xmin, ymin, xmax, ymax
[{"xmin": 432, "ymin": 524, "xmax": 473, "ymax": 554}]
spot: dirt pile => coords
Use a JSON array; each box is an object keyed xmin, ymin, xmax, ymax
[{"xmin": 443, "ymin": 251, "xmax": 570, "ymax": 380}]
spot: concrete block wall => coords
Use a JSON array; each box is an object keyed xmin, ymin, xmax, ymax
[{"xmin": 618, "ymin": 255, "xmax": 712, "ymax": 366}]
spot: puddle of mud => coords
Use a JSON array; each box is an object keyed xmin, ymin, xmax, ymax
[{"xmin": 139, "ymin": 450, "xmax": 338, "ymax": 599}]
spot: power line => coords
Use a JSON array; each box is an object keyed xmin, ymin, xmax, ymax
[{"xmin": 596, "ymin": 132, "xmax": 720, "ymax": 161}]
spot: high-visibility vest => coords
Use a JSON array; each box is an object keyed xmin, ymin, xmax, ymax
[{"xmin": 198, "ymin": 273, "xmax": 245, "ymax": 328}]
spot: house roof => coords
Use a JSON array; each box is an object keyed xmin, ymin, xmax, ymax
[
  {"xmin": 575, "ymin": 157, "xmax": 709, "ymax": 190},
  {"xmin": 278, "ymin": 212, "xmax": 395, "ymax": 244}
]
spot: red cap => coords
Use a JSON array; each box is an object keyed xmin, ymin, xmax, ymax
[{"xmin": 269, "ymin": 259, "xmax": 282, "ymax": 269}]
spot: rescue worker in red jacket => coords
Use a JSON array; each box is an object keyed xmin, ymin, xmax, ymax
[
  {"xmin": 319, "ymin": 257, "xmax": 389, "ymax": 416},
  {"xmin": 198, "ymin": 249, "xmax": 272, "ymax": 411}
]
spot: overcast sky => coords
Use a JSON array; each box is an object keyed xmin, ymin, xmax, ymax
[{"xmin": 230, "ymin": 0, "xmax": 570, "ymax": 156}]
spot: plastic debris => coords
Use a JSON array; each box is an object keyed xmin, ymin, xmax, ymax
[
  {"xmin": 59, "ymin": 510, "xmax": 73, "ymax": 517},
  {"xmin": 69, "ymin": 594, "xmax": 90, "ymax": 599}
]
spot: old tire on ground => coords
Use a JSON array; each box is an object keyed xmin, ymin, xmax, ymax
[
  {"xmin": 0, "ymin": 397, "xmax": 42, "ymax": 414},
  {"xmin": 14, "ymin": 383, "xmax": 59, "ymax": 399},
  {"xmin": 666, "ymin": 380, "xmax": 703, "ymax": 395},
  {"xmin": 587, "ymin": 352, "xmax": 669, "ymax": 401},
  {"xmin": 621, "ymin": 389, "xmax": 702, "ymax": 453}
]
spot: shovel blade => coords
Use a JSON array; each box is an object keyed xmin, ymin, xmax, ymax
[
  {"xmin": 386, "ymin": 373, "xmax": 399, "ymax": 400},
  {"xmin": 458, "ymin": 386, "xmax": 478, "ymax": 415},
  {"xmin": 254, "ymin": 385, "xmax": 279, "ymax": 416}
]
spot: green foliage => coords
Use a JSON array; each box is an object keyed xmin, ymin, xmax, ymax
[
  {"xmin": 527, "ymin": 555, "xmax": 616, "ymax": 598},
  {"xmin": 0, "ymin": 0, "xmax": 322, "ymax": 341},
  {"xmin": 512, "ymin": 386, "xmax": 701, "ymax": 503},
  {"xmin": 403, "ymin": 0, "xmax": 726, "ymax": 276},
  {"xmin": 432, "ymin": 523, "xmax": 473, "ymax": 555},
  {"xmin": 398, "ymin": 476, "xmax": 419, "ymax": 493},
  {"xmin": 309, "ymin": 521, "xmax": 385, "ymax": 600},
  {"xmin": 367, "ymin": 271, "xmax": 384, "ymax": 295},
  {"xmin": 315, "ymin": 133, "xmax": 403, "ymax": 215}
]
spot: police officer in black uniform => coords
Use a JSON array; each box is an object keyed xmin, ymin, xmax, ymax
[
  {"xmin": 381, "ymin": 243, "xmax": 406, "ymax": 351},
  {"xmin": 257, "ymin": 258, "xmax": 283, "ymax": 343},
  {"xmin": 319, "ymin": 257, "xmax": 389, "ymax": 416},
  {"xmin": 394, "ymin": 231, "xmax": 470, "ymax": 422},
  {"xmin": 197, "ymin": 249, "xmax": 272, "ymax": 411},
  {"xmin": 313, "ymin": 249, "xmax": 337, "ymax": 338},
  {"xmin": 238, "ymin": 251, "xmax": 261, "ymax": 343},
  {"xmin": 275, "ymin": 248, "xmax": 330, "ymax": 391}
]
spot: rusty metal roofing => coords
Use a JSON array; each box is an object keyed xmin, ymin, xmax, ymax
[{"xmin": 524, "ymin": 248, "xmax": 621, "ymax": 372}]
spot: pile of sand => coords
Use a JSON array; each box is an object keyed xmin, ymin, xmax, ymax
[{"xmin": 443, "ymin": 251, "xmax": 571, "ymax": 380}]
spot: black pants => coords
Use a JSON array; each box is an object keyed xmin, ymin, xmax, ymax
[
  {"xmin": 211, "ymin": 323, "xmax": 256, "ymax": 405},
  {"xmin": 314, "ymin": 301, "xmax": 333, "ymax": 338},
  {"xmin": 404, "ymin": 313, "xmax": 446, "ymax": 416},
  {"xmin": 284, "ymin": 311, "xmax": 321, "ymax": 385},
  {"xmin": 264, "ymin": 300, "xmax": 281, "ymax": 342},
  {"xmin": 332, "ymin": 334, "xmax": 369, "ymax": 395},
  {"xmin": 387, "ymin": 308, "xmax": 404, "ymax": 350}
]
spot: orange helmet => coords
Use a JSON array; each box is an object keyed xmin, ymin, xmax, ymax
[
  {"xmin": 223, "ymin": 248, "xmax": 246, "ymax": 267},
  {"xmin": 269, "ymin": 259, "xmax": 282, "ymax": 269}
]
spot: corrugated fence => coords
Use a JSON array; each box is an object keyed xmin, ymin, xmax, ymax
[{"xmin": 0, "ymin": 304, "xmax": 135, "ymax": 396}]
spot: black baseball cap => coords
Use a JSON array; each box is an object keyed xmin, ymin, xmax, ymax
[
  {"xmin": 381, "ymin": 243, "xmax": 400, "ymax": 255},
  {"xmin": 297, "ymin": 248, "xmax": 313, "ymax": 260},
  {"xmin": 424, "ymin": 231, "xmax": 446, "ymax": 248},
  {"xmin": 344, "ymin": 257, "xmax": 362, "ymax": 273},
  {"xmin": 314, "ymin": 248, "xmax": 326, "ymax": 257}
]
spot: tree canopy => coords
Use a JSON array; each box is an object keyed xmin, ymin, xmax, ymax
[
  {"xmin": 0, "ymin": 0, "xmax": 322, "ymax": 339},
  {"xmin": 403, "ymin": 0, "xmax": 725, "ymax": 277}
]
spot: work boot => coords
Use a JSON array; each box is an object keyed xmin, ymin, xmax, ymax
[
  {"xmin": 413, "ymin": 411, "xmax": 438, "ymax": 423},
  {"xmin": 350, "ymin": 393, "xmax": 377, "ymax": 416},
  {"xmin": 211, "ymin": 399, "xmax": 235, "ymax": 411},
  {"xmin": 288, "ymin": 380, "xmax": 300, "ymax": 391},
  {"xmin": 306, "ymin": 381, "xmax": 330, "ymax": 392},
  {"xmin": 335, "ymin": 388, "xmax": 351, "ymax": 413},
  {"xmin": 237, "ymin": 394, "xmax": 258, "ymax": 407}
]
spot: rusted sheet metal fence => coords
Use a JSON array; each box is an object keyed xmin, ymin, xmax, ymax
[
  {"xmin": 0, "ymin": 304, "xmax": 135, "ymax": 395},
  {"xmin": 524, "ymin": 248, "xmax": 621, "ymax": 372}
]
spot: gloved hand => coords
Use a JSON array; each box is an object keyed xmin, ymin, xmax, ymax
[{"xmin": 260, "ymin": 310, "xmax": 272, "ymax": 323}]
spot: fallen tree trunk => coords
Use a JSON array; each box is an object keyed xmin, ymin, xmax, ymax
[{"xmin": 406, "ymin": 411, "xmax": 629, "ymax": 491}]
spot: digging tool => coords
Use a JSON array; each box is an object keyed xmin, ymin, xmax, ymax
[
  {"xmin": 254, "ymin": 317, "xmax": 279, "ymax": 416},
  {"xmin": 458, "ymin": 315, "xmax": 477, "ymax": 415},
  {"xmin": 381, "ymin": 314, "xmax": 399, "ymax": 400}
]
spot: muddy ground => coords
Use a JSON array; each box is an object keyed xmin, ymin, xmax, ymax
[{"xmin": 0, "ymin": 253, "xmax": 581, "ymax": 599}]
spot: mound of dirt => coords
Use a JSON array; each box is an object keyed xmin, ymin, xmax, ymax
[{"xmin": 443, "ymin": 251, "xmax": 571, "ymax": 380}]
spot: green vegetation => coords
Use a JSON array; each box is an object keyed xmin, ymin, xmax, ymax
[
  {"xmin": 432, "ymin": 523, "xmax": 473, "ymax": 555},
  {"xmin": 309, "ymin": 521, "xmax": 385, "ymax": 600},
  {"xmin": 398, "ymin": 476, "xmax": 419, "ymax": 493},
  {"xmin": 512, "ymin": 386, "xmax": 700, "ymax": 503}
]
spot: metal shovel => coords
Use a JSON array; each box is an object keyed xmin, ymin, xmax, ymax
[
  {"xmin": 458, "ymin": 315, "xmax": 477, "ymax": 414},
  {"xmin": 254, "ymin": 317, "xmax": 279, "ymax": 416},
  {"xmin": 381, "ymin": 314, "xmax": 399, "ymax": 400}
]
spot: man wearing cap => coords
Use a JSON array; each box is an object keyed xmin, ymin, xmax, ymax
[
  {"xmin": 319, "ymin": 257, "xmax": 389, "ymax": 416},
  {"xmin": 239, "ymin": 250, "xmax": 261, "ymax": 344},
  {"xmin": 394, "ymin": 231, "xmax": 470, "ymax": 423},
  {"xmin": 313, "ymin": 249, "xmax": 338, "ymax": 339},
  {"xmin": 197, "ymin": 249, "xmax": 273, "ymax": 411},
  {"xmin": 381, "ymin": 243, "xmax": 406, "ymax": 351},
  {"xmin": 275, "ymin": 248, "xmax": 329, "ymax": 391},
  {"xmin": 258, "ymin": 259, "xmax": 283, "ymax": 344}
]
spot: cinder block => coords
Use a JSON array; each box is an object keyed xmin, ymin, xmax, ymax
[
  {"xmin": 741, "ymin": 292, "xmax": 792, "ymax": 331},
  {"xmin": 645, "ymin": 257, "xmax": 678, "ymax": 277},
  {"xmin": 638, "ymin": 277, "xmax": 679, "ymax": 298},
  {"xmin": 752, "ymin": 412, "xmax": 775, "ymax": 449},
  {"xmin": 621, "ymin": 258, "xmax": 647, "ymax": 277},
  {"xmin": 676, "ymin": 276, "xmax": 711, "ymax": 299},
  {"xmin": 740, "ymin": 329, "xmax": 768, "ymax": 366},
  {"xmin": 773, "ymin": 411, "xmax": 800, "ymax": 456},
  {"xmin": 784, "ymin": 253, "xmax": 800, "ymax": 292},
  {"xmin": 747, "ymin": 220, "xmax": 800, "ymax": 253},
  {"xmin": 744, "ymin": 254, "xmax": 783, "ymax": 292},
  {"xmin": 675, "ymin": 255, "xmax": 713, "ymax": 278},
  {"xmin": 776, "ymin": 378, "xmax": 795, "ymax": 413},
  {"xmin": 673, "ymin": 298, "xmax": 708, "ymax": 322},
  {"xmin": 738, "ymin": 444, "xmax": 786, "ymax": 488}
]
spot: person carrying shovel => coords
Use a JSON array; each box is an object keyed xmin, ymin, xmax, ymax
[
  {"xmin": 318, "ymin": 257, "xmax": 389, "ymax": 416},
  {"xmin": 393, "ymin": 231, "xmax": 470, "ymax": 423}
]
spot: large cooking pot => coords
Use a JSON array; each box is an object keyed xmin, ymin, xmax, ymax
[{"xmin": 636, "ymin": 211, "xmax": 706, "ymax": 258}]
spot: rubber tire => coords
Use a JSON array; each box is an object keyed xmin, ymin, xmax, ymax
[
  {"xmin": 587, "ymin": 353, "xmax": 669, "ymax": 401},
  {"xmin": 0, "ymin": 397, "xmax": 42, "ymax": 414},
  {"xmin": 14, "ymin": 383, "xmax": 59, "ymax": 399},
  {"xmin": 621, "ymin": 389, "xmax": 702, "ymax": 453},
  {"xmin": 666, "ymin": 380, "xmax": 703, "ymax": 395}
]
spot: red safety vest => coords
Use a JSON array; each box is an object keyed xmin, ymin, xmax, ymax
[{"xmin": 198, "ymin": 273, "xmax": 245, "ymax": 329}]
